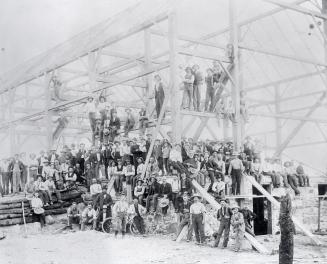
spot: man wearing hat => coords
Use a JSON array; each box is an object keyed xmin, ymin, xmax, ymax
[
  {"xmin": 134, "ymin": 179, "xmax": 145, "ymax": 204},
  {"xmin": 113, "ymin": 159, "xmax": 124, "ymax": 195},
  {"xmin": 228, "ymin": 152, "xmax": 244, "ymax": 195},
  {"xmin": 123, "ymin": 159, "xmax": 135, "ymax": 203},
  {"xmin": 174, "ymin": 193, "xmax": 193, "ymax": 242},
  {"xmin": 213, "ymin": 198, "xmax": 232, "ymax": 248},
  {"xmin": 94, "ymin": 186, "xmax": 113, "ymax": 229},
  {"xmin": 146, "ymin": 176, "xmax": 160, "ymax": 213},
  {"xmin": 230, "ymin": 204, "xmax": 245, "ymax": 252},
  {"xmin": 181, "ymin": 66, "xmax": 194, "ymax": 110},
  {"xmin": 124, "ymin": 108, "xmax": 135, "ymax": 137},
  {"xmin": 190, "ymin": 193, "xmax": 206, "ymax": 244},
  {"xmin": 112, "ymin": 192, "xmax": 129, "ymax": 238}
]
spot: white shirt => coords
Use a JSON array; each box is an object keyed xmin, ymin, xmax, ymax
[
  {"xmin": 85, "ymin": 102, "xmax": 96, "ymax": 113},
  {"xmin": 136, "ymin": 164, "xmax": 145, "ymax": 175},
  {"xmin": 169, "ymin": 149, "xmax": 182, "ymax": 162},
  {"xmin": 123, "ymin": 165, "xmax": 135, "ymax": 177},
  {"xmin": 31, "ymin": 197, "xmax": 43, "ymax": 208},
  {"xmin": 112, "ymin": 200, "xmax": 129, "ymax": 215},
  {"xmin": 45, "ymin": 179, "xmax": 56, "ymax": 191},
  {"xmin": 190, "ymin": 202, "xmax": 206, "ymax": 214},
  {"xmin": 134, "ymin": 185, "xmax": 145, "ymax": 197},
  {"xmin": 90, "ymin": 183, "xmax": 102, "ymax": 195},
  {"xmin": 212, "ymin": 181, "xmax": 225, "ymax": 193},
  {"xmin": 82, "ymin": 207, "xmax": 97, "ymax": 219}
]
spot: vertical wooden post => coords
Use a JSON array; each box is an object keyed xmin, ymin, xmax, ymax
[
  {"xmin": 229, "ymin": 0, "xmax": 241, "ymax": 152},
  {"xmin": 323, "ymin": 0, "xmax": 327, "ymax": 64},
  {"xmin": 9, "ymin": 89, "xmax": 16, "ymax": 156},
  {"xmin": 144, "ymin": 29, "xmax": 153, "ymax": 114},
  {"xmin": 275, "ymin": 85, "xmax": 282, "ymax": 156},
  {"xmin": 44, "ymin": 73, "xmax": 53, "ymax": 152},
  {"xmin": 169, "ymin": 10, "xmax": 181, "ymax": 144}
]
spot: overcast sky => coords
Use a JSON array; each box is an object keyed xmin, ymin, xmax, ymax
[{"xmin": 0, "ymin": 0, "xmax": 138, "ymax": 73}]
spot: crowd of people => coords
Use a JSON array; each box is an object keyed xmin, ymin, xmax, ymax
[{"xmin": 0, "ymin": 128, "xmax": 310, "ymax": 250}]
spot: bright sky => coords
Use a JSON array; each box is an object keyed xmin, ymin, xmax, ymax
[{"xmin": 0, "ymin": 0, "xmax": 139, "ymax": 73}]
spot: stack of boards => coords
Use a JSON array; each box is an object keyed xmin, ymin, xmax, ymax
[{"xmin": 0, "ymin": 189, "xmax": 85, "ymax": 227}]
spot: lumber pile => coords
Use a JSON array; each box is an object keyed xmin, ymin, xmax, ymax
[{"xmin": 0, "ymin": 188, "xmax": 85, "ymax": 227}]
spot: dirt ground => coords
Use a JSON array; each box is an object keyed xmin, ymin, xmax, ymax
[{"xmin": 0, "ymin": 221, "xmax": 326, "ymax": 264}]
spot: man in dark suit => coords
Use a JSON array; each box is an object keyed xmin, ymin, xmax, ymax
[
  {"xmin": 109, "ymin": 110, "xmax": 121, "ymax": 142},
  {"xmin": 146, "ymin": 176, "xmax": 161, "ymax": 213},
  {"xmin": 159, "ymin": 176, "xmax": 172, "ymax": 215},
  {"xmin": 102, "ymin": 143, "xmax": 113, "ymax": 178},
  {"xmin": 213, "ymin": 199, "xmax": 233, "ymax": 248},
  {"xmin": 89, "ymin": 148, "xmax": 104, "ymax": 179},
  {"xmin": 94, "ymin": 186, "xmax": 113, "ymax": 229},
  {"xmin": 76, "ymin": 143, "xmax": 87, "ymax": 172}
]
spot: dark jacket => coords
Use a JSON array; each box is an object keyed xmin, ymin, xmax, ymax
[
  {"xmin": 159, "ymin": 182, "xmax": 172, "ymax": 198},
  {"xmin": 177, "ymin": 201, "xmax": 192, "ymax": 214},
  {"xmin": 89, "ymin": 153, "xmax": 104, "ymax": 166},
  {"xmin": 95, "ymin": 193, "xmax": 113, "ymax": 211},
  {"xmin": 217, "ymin": 207, "xmax": 233, "ymax": 221},
  {"xmin": 109, "ymin": 117, "xmax": 121, "ymax": 130},
  {"xmin": 154, "ymin": 82, "xmax": 165, "ymax": 104},
  {"xmin": 180, "ymin": 177, "xmax": 192, "ymax": 195},
  {"xmin": 148, "ymin": 181, "xmax": 160, "ymax": 195}
]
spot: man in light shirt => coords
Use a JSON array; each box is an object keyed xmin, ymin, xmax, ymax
[
  {"xmin": 228, "ymin": 152, "xmax": 244, "ymax": 195},
  {"xmin": 212, "ymin": 176, "xmax": 225, "ymax": 199},
  {"xmin": 190, "ymin": 193, "xmax": 206, "ymax": 244},
  {"xmin": 31, "ymin": 192, "xmax": 46, "ymax": 228},
  {"xmin": 81, "ymin": 203, "xmax": 97, "ymax": 231},
  {"xmin": 90, "ymin": 178, "xmax": 102, "ymax": 203},
  {"xmin": 44, "ymin": 175, "xmax": 62, "ymax": 204},
  {"xmin": 112, "ymin": 193, "xmax": 129, "ymax": 238}
]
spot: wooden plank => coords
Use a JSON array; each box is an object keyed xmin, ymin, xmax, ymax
[
  {"xmin": 245, "ymin": 175, "xmax": 322, "ymax": 245},
  {"xmin": 176, "ymin": 225, "xmax": 188, "ymax": 242},
  {"xmin": 244, "ymin": 232, "xmax": 270, "ymax": 254}
]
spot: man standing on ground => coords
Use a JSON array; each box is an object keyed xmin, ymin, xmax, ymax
[
  {"xmin": 190, "ymin": 193, "xmax": 206, "ymax": 245},
  {"xmin": 213, "ymin": 199, "xmax": 232, "ymax": 248}
]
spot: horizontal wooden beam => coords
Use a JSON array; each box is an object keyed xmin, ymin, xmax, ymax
[
  {"xmin": 265, "ymin": 0, "xmax": 327, "ymax": 20},
  {"xmin": 245, "ymin": 69, "xmax": 327, "ymax": 91},
  {"xmin": 96, "ymin": 77, "xmax": 147, "ymax": 88},
  {"xmin": 252, "ymin": 111, "xmax": 327, "ymax": 123},
  {"xmin": 287, "ymin": 141, "xmax": 327, "ymax": 148},
  {"xmin": 240, "ymin": 44, "xmax": 327, "ymax": 67}
]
